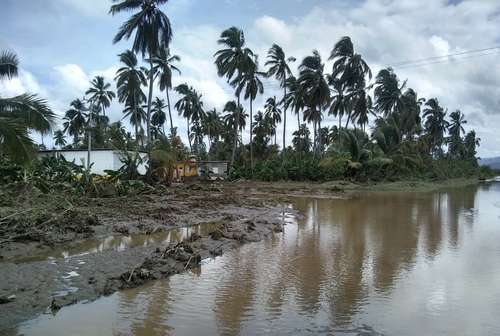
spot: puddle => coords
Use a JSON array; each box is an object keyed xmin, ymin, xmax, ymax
[{"xmin": 7, "ymin": 222, "xmax": 221, "ymax": 263}]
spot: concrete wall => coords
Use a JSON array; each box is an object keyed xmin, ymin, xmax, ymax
[{"xmin": 38, "ymin": 150, "xmax": 148, "ymax": 175}]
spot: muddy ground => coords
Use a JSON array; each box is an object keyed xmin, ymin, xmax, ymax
[
  {"xmin": 0, "ymin": 181, "xmax": 321, "ymax": 332},
  {"xmin": 1, "ymin": 178, "xmax": 480, "ymax": 331}
]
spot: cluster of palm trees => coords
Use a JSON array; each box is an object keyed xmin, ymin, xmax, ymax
[{"xmin": 1, "ymin": 0, "xmax": 482, "ymax": 175}]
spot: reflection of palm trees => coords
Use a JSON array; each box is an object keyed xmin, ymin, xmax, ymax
[
  {"xmin": 118, "ymin": 280, "xmax": 173, "ymax": 336},
  {"xmin": 215, "ymin": 248, "xmax": 258, "ymax": 335}
]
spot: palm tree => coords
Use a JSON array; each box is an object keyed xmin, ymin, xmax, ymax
[
  {"xmin": 85, "ymin": 76, "xmax": 115, "ymax": 117},
  {"xmin": 373, "ymin": 68, "xmax": 406, "ymax": 117},
  {"xmin": 266, "ymin": 44, "xmax": 295, "ymax": 150},
  {"xmin": 297, "ymin": 50, "xmax": 330, "ymax": 153},
  {"xmin": 232, "ymin": 57, "xmax": 264, "ymax": 171},
  {"xmin": 423, "ymin": 98, "xmax": 449, "ymax": 157},
  {"xmin": 151, "ymin": 97, "xmax": 167, "ymax": 135},
  {"xmin": 115, "ymin": 50, "xmax": 147, "ymax": 143},
  {"xmin": 203, "ymin": 108, "xmax": 223, "ymax": 154},
  {"xmin": 283, "ymin": 75, "xmax": 305, "ymax": 131},
  {"xmin": 174, "ymin": 84, "xmax": 206, "ymax": 154},
  {"xmin": 329, "ymin": 36, "xmax": 371, "ymax": 129},
  {"xmin": 448, "ymin": 110, "xmax": 466, "ymax": 139},
  {"xmin": 214, "ymin": 27, "xmax": 254, "ymax": 167},
  {"xmin": 0, "ymin": 50, "xmax": 56, "ymax": 162},
  {"xmin": 109, "ymin": 0, "xmax": 173, "ymax": 145},
  {"xmin": 63, "ymin": 99, "xmax": 87, "ymax": 146},
  {"xmin": 151, "ymin": 47, "xmax": 180, "ymax": 135},
  {"xmin": 447, "ymin": 109, "xmax": 467, "ymax": 158},
  {"xmin": 223, "ymin": 100, "xmax": 247, "ymax": 148},
  {"xmin": 53, "ymin": 130, "xmax": 67, "ymax": 149},
  {"xmin": 264, "ymin": 97, "xmax": 282, "ymax": 145}
]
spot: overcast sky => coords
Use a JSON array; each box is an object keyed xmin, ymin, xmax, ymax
[{"xmin": 1, "ymin": 0, "xmax": 500, "ymax": 157}]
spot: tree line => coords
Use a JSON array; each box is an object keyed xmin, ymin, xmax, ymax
[{"xmin": 0, "ymin": 0, "xmax": 486, "ymax": 181}]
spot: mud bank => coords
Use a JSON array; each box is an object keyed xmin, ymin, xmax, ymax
[{"xmin": 0, "ymin": 183, "xmax": 293, "ymax": 331}]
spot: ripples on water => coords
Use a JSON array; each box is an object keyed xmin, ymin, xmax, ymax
[{"xmin": 16, "ymin": 182, "xmax": 500, "ymax": 335}]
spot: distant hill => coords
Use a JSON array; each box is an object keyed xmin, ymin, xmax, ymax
[{"xmin": 480, "ymin": 157, "xmax": 500, "ymax": 170}]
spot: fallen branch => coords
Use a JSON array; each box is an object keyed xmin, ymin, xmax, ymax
[
  {"xmin": 0, "ymin": 208, "xmax": 35, "ymax": 223},
  {"xmin": 184, "ymin": 255, "xmax": 193, "ymax": 270}
]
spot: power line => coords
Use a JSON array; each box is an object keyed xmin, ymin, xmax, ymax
[
  {"xmin": 392, "ymin": 49, "xmax": 500, "ymax": 70},
  {"xmin": 387, "ymin": 45, "xmax": 500, "ymax": 68}
]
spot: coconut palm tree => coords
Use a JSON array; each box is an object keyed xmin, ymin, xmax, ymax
[
  {"xmin": 264, "ymin": 97, "xmax": 282, "ymax": 145},
  {"xmin": 423, "ymin": 98, "xmax": 449, "ymax": 157},
  {"xmin": 329, "ymin": 36, "xmax": 371, "ymax": 129},
  {"xmin": 115, "ymin": 50, "xmax": 147, "ymax": 143},
  {"xmin": 297, "ymin": 50, "xmax": 330, "ymax": 153},
  {"xmin": 214, "ymin": 27, "xmax": 254, "ymax": 167},
  {"xmin": 53, "ymin": 130, "xmax": 67, "ymax": 149},
  {"xmin": 283, "ymin": 75, "xmax": 305, "ymax": 131},
  {"xmin": 174, "ymin": 84, "xmax": 206, "ymax": 153},
  {"xmin": 232, "ymin": 57, "xmax": 264, "ymax": 171},
  {"xmin": 448, "ymin": 110, "xmax": 466, "ymax": 139},
  {"xmin": 63, "ymin": 99, "xmax": 87, "ymax": 146},
  {"xmin": 150, "ymin": 47, "xmax": 180, "ymax": 135},
  {"xmin": 85, "ymin": 76, "xmax": 115, "ymax": 117},
  {"xmin": 203, "ymin": 108, "xmax": 223, "ymax": 154},
  {"xmin": 266, "ymin": 44, "xmax": 295, "ymax": 150},
  {"xmin": 373, "ymin": 68, "xmax": 406, "ymax": 117},
  {"xmin": 109, "ymin": 0, "xmax": 173, "ymax": 145},
  {"xmin": 151, "ymin": 97, "xmax": 167, "ymax": 135},
  {"xmin": 447, "ymin": 109, "xmax": 467, "ymax": 158},
  {"xmin": 0, "ymin": 50, "xmax": 56, "ymax": 162}
]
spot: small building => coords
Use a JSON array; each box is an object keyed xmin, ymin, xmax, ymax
[
  {"xmin": 172, "ymin": 159, "xmax": 229, "ymax": 182},
  {"xmin": 37, "ymin": 149, "xmax": 148, "ymax": 175}
]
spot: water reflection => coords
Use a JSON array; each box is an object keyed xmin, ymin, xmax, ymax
[
  {"xmin": 9, "ymin": 222, "xmax": 220, "ymax": 263},
  {"xmin": 16, "ymin": 183, "xmax": 500, "ymax": 336}
]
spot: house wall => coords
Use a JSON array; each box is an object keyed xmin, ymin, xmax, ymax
[{"xmin": 37, "ymin": 151, "xmax": 148, "ymax": 175}]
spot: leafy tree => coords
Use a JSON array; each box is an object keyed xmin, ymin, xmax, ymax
[
  {"xmin": 292, "ymin": 123, "xmax": 312, "ymax": 153},
  {"xmin": 266, "ymin": 44, "xmax": 295, "ymax": 150},
  {"xmin": 109, "ymin": 0, "xmax": 173, "ymax": 145}
]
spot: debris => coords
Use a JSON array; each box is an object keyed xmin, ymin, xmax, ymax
[{"xmin": 0, "ymin": 295, "xmax": 16, "ymax": 304}]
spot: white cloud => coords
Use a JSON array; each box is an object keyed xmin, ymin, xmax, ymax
[{"xmin": 53, "ymin": 64, "xmax": 89, "ymax": 95}]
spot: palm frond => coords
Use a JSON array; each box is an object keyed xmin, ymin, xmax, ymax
[{"xmin": 0, "ymin": 50, "xmax": 19, "ymax": 79}]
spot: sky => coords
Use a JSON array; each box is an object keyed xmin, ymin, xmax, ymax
[{"xmin": 1, "ymin": 0, "xmax": 500, "ymax": 157}]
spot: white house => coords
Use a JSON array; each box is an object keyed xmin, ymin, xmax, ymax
[{"xmin": 37, "ymin": 149, "xmax": 148, "ymax": 175}]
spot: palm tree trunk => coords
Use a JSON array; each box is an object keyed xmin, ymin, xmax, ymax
[
  {"xmin": 187, "ymin": 118, "xmax": 192, "ymax": 152},
  {"xmin": 297, "ymin": 110, "xmax": 300, "ymax": 130},
  {"xmin": 250, "ymin": 98, "xmax": 253, "ymax": 175},
  {"xmin": 230, "ymin": 95, "xmax": 240, "ymax": 169},
  {"xmin": 283, "ymin": 86, "xmax": 287, "ymax": 151},
  {"xmin": 87, "ymin": 117, "xmax": 92, "ymax": 170},
  {"xmin": 166, "ymin": 88, "xmax": 174, "ymax": 135},
  {"xmin": 146, "ymin": 54, "xmax": 154, "ymax": 145}
]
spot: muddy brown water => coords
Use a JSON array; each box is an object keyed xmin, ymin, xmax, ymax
[{"xmin": 10, "ymin": 182, "xmax": 500, "ymax": 335}]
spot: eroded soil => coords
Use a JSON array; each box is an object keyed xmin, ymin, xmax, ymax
[{"xmin": 0, "ymin": 182, "xmax": 308, "ymax": 331}]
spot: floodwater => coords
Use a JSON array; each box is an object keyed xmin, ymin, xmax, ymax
[{"xmin": 15, "ymin": 182, "xmax": 500, "ymax": 335}]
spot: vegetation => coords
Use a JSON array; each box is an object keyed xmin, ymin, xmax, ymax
[{"xmin": 0, "ymin": 1, "xmax": 493, "ymax": 185}]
